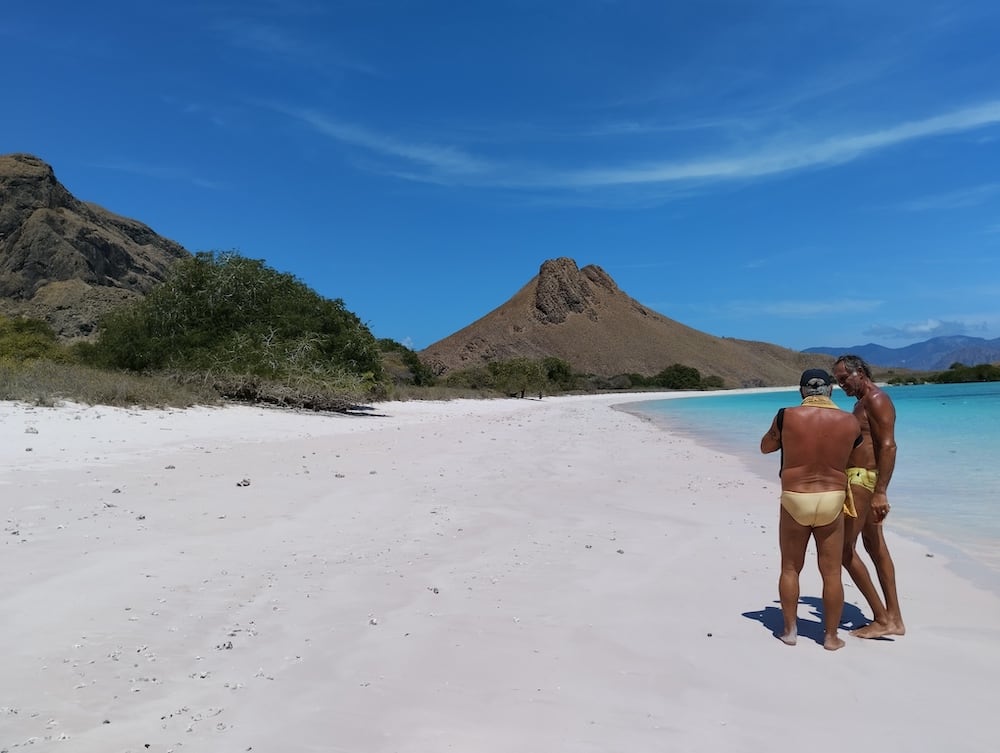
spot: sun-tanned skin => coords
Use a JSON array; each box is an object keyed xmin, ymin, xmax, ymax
[
  {"xmin": 761, "ymin": 373, "xmax": 862, "ymax": 651},
  {"xmin": 833, "ymin": 356, "xmax": 905, "ymax": 638}
]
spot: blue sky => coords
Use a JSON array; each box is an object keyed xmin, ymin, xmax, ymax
[{"xmin": 5, "ymin": 1, "xmax": 1000, "ymax": 352}]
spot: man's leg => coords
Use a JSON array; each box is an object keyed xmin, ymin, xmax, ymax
[
  {"xmin": 814, "ymin": 513, "xmax": 846, "ymax": 651},
  {"xmin": 777, "ymin": 506, "xmax": 810, "ymax": 645},
  {"xmin": 842, "ymin": 484, "xmax": 890, "ymax": 630},
  {"xmin": 856, "ymin": 521, "xmax": 906, "ymax": 637}
]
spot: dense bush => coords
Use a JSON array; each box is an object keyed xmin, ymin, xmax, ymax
[
  {"xmin": 443, "ymin": 356, "xmax": 581, "ymax": 396},
  {"xmin": 489, "ymin": 357, "xmax": 548, "ymax": 397},
  {"xmin": 929, "ymin": 362, "xmax": 1000, "ymax": 383},
  {"xmin": 80, "ymin": 252, "xmax": 385, "ymax": 393},
  {"xmin": 700, "ymin": 374, "xmax": 725, "ymax": 389},
  {"xmin": 378, "ymin": 338, "xmax": 436, "ymax": 386},
  {"xmin": 541, "ymin": 356, "xmax": 577, "ymax": 390},
  {"xmin": 0, "ymin": 316, "xmax": 71, "ymax": 362},
  {"xmin": 443, "ymin": 365, "xmax": 493, "ymax": 391},
  {"xmin": 441, "ymin": 357, "xmax": 724, "ymax": 395},
  {"xmin": 615, "ymin": 363, "xmax": 723, "ymax": 390},
  {"xmin": 653, "ymin": 363, "xmax": 703, "ymax": 389}
]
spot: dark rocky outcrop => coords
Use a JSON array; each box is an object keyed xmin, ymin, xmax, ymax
[
  {"xmin": 0, "ymin": 153, "xmax": 190, "ymax": 337},
  {"xmin": 533, "ymin": 257, "xmax": 618, "ymax": 324},
  {"xmin": 421, "ymin": 257, "xmax": 830, "ymax": 388}
]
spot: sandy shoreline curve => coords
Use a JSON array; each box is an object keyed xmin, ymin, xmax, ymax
[{"xmin": 3, "ymin": 393, "xmax": 998, "ymax": 752}]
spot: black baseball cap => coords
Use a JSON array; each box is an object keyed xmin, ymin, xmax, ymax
[{"xmin": 799, "ymin": 368, "xmax": 832, "ymax": 387}]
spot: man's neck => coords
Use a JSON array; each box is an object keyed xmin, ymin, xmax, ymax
[{"xmin": 801, "ymin": 395, "xmax": 837, "ymax": 408}]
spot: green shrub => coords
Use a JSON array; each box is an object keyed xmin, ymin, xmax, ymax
[
  {"xmin": 443, "ymin": 356, "xmax": 578, "ymax": 396},
  {"xmin": 652, "ymin": 363, "xmax": 703, "ymax": 390},
  {"xmin": 489, "ymin": 357, "xmax": 547, "ymax": 397},
  {"xmin": 83, "ymin": 252, "xmax": 385, "ymax": 389},
  {"xmin": 700, "ymin": 374, "xmax": 725, "ymax": 389},
  {"xmin": 930, "ymin": 363, "xmax": 1000, "ymax": 383},
  {"xmin": 444, "ymin": 365, "xmax": 493, "ymax": 390},
  {"xmin": 0, "ymin": 316, "xmax": 72, "ymax": 363},
  {"xmin": 541, "ymin": 357, "xmax": 576, "ymax": 389},
  {"xmin": 378, "ymin": 338, "xmax": 436, "ymax": 386},
  {"xmin": 622, "ymin": 373, "xmax": 650, "ymax": 388}
]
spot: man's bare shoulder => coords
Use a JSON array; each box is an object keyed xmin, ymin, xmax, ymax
[{"xmin": 864, "ymin": 385, "xmax": 896, "ymax": 412}]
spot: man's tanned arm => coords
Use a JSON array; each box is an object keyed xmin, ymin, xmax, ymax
[
  {"xmin": 761, "ymin": 414, "xmax": 781, "ymax": 454},
  {"xmin": 866, "ymin": 391, "xmax": 897, "ymax": 518}
]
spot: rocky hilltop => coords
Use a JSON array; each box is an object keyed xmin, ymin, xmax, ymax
[
  {"xmin": 0, "ymin": 153, "xmax": 190, "ymax": 338},
  {"xmin": 422, "ymin": 257, "xmax": 828, "ymax": 388}
]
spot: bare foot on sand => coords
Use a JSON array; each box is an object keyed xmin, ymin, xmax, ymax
[
  {"xmin": 778, "ymin": 627, "xmax": 798, "ymax": 646},
  {"xmin": 824, "ymin": 633, "xmax": 846, "ymax": 651},
  {"xmin": 851, "ymin": 620, "xmax": 906, "ymax": 639}
]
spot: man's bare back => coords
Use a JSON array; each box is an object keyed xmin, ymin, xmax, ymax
[{"xmin": 761, "ymin": 371, "xmax": 862, "ymax": 651}]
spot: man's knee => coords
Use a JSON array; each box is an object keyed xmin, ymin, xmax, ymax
[
  {"xmin": 861, "ymin": 529, "xmax": 883, "ymax": 553},
  {"xmin": 842, "ymin": 539, "xmax": 864, "ymax": 566},
  {"xmin": 820, "ymin": 560, "xmax": 842, "ymax": 579}
]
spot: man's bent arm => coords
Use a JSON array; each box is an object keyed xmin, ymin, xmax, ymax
[
  {"xmin": 761, "ymin": 415, "xmax": 781, "ymax": 454},
  {"xmin": 867, "ymin": 392, "xmax": 897, "ymax": 495}
]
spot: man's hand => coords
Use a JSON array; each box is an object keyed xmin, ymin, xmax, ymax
[{"xmin": 872, "ymin": 491, "xmax": 891, "ymax": 523}]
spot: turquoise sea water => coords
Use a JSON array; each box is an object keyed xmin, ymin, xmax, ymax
[{"xmin": 626, "ymin": 382, "xmax": 1000, "ymax": 590}]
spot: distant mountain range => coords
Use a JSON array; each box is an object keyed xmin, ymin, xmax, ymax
[{"xmin": 803, "ymin": 336, "xmax": 1000, "ymax": 371}]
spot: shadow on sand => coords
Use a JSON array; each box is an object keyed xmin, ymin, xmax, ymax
[{"xmin": 742, "ymin": 597, "xmax": 872, "ymax": 646}]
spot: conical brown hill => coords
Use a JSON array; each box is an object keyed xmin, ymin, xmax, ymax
[
  {"xmin": 421, "ymin": 257, "xmax": 830, "ymax": 388},
  {"xmin": 0, "ymin": 153, "xmax": 190, "ymax": 338}
]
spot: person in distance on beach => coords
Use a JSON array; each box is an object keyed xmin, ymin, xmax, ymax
[
  {"xmin": 832, "ymin": 354, "xmax": 906, "ymax": 638},
  {"xmin": 760, "ymin": 369, "xmax": 862, "ymax": 651}
]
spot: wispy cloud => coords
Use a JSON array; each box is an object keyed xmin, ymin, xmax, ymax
[
  {"xmin": 274, "ymin": 99, "xmax": 1000, "ymax": 193},
  {"xmin": 739, "ymin": 247, "xmax": 820, "ymax": 270},
  {"xmin": 554, "ymin": 101, "xmax": 1000, "ymax": 188},
  {"xmin": 656, "ymin": 298, "xmax": 882, "ymax": 319},
  {"xmin": 272, "ymin": 107, "xmax": 492, "ymax": 176},
  {"xmin": 160, "ymin": 96, "xmax": 233, "ymax": 129},
  {"xmin": 217, "ymin": 19, "xmax": 302, "ymax": 58},
  {"xmin": 864, "ymin": 319, "xmax": 975, "ymax": 340},
  {"xmin": 579, "ymin": 114, "xmax": 753, "ymax": 139},
  {"xmin": 753, "ymin": 299, "xmax": 883, "ymax": 317},
  {"xmin": 895, "ymin": 182, "xmax": 1000, "ymax": 211},
  {"xmin": 90, "ymin": 160, "xmax": 223, "ymax": 190},
  {"xmin": 610, "ymin": 259, "xmax": 689, "ymax": 270},
  {"xmin": 213, "ymin": 18, "xmax": 378, "ymax": 77}
]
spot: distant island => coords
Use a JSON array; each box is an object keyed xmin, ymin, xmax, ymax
[{"xmin": 803, "ymin": 335, "xmax": 1000, "ymax": 371}]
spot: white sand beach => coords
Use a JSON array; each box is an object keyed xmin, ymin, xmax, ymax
[{"xmin": 3, "ymin": 393, "xmax": 998, "ymax": 753}]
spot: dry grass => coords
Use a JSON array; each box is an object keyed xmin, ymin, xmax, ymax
[
  {"xmin": 0, "ymin": 360, "xmax": 221, "ymax": 408},
  {"xmin": 0, "ymin": 360, "xmax": 383, "ymax": 412},
  {"xmin": 386, "ymin": 383, "xmax": 505, "ymax": 401}
]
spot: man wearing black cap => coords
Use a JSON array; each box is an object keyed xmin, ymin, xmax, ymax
[{"xmin": 760, "ymin": 369, "xmax": 862, "ymax": 650}]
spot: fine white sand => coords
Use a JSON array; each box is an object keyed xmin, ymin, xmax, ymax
[{"xmin": 3, "ymin": 393, "xmax": 998, "ymax": 753}]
